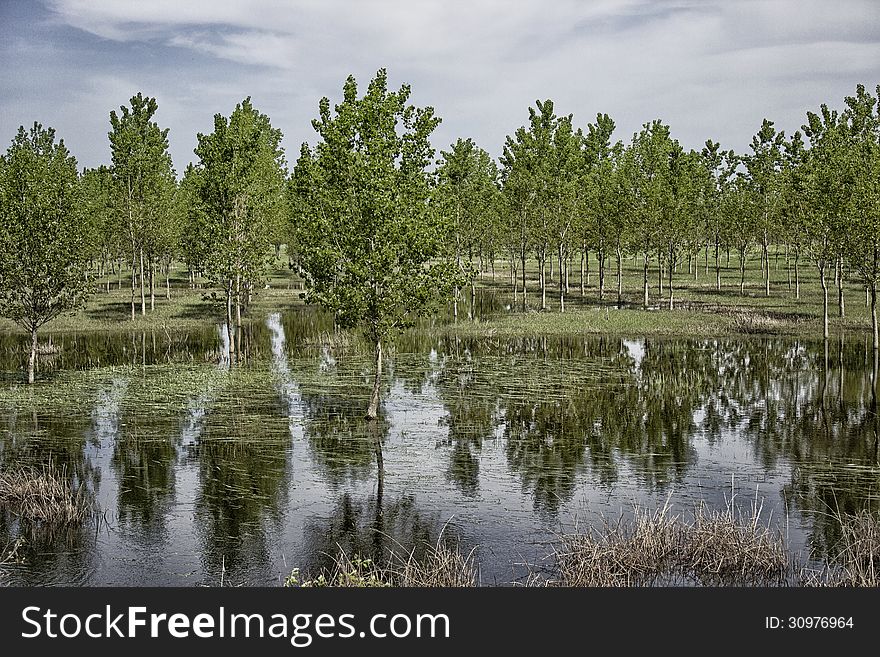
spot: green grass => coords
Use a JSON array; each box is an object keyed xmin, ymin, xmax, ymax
[{"xmin": 0, "ymin": 245, "xmax": 870, "ymax": 341}]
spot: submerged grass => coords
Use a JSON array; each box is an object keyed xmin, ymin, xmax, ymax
[
  {"xmin": 0, "ymin": 463, "xmax": 91, "ymax": 525},
  {"xmin": 802, "ymin": 509, "xmax": 880, "ymax": 587}
]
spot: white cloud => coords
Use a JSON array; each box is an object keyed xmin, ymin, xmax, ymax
[{"xmin": 6, "ymin": 0, "xmax": 877, "ymax": 169}]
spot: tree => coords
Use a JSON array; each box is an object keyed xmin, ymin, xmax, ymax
[
  {"xmin": 0, "ymin": 123, "xmax": 90, "ymax": 383},
  {"xmin": 79, "ymin": 165, "xmax": 120, "ymax": 292},
  {"xmin": 108, "ymin": 92, "xmax": 176, "ymax": 319},
  {"xmin": 661, "ymin": 145, "xmax": 708, "ymax": 310},
  {"xmin": 583, "ymin": 113, "xmax": 617, "ymax": 303},
  {"xmin": 743, "ymin": 119, "xmax": 785, "ymax": 297},
  {"xmin": 500, "ymin": 100, "xmax": 558, "ymax": 311},
  {"xmin": 701, "ymin": 141, "xmax": 737, "ymax": 290},
  {"xmin": 293, "ymin": 69, "xmax": 456, "ymax": 421},
  {"xmin": 840, "ymin": 84, "xmax": 880, "ymax": 349},
  {"xmin": 780, "ymin": 132, "xmax": 808, "ymax": 299},
  {"xmin": 435, "ymin": 138, "xmax": 499, "ymax": 320},
  {"xmin": 629, "ymin": 120, "xmax": 673, "ymax": 308},
  {"xmin": 803, "ymin": 104, "xmax": 849, "ymax": 340},
  {"xmin": 193, "ymin": 97, "xmax": 287, "ymax": 361}
]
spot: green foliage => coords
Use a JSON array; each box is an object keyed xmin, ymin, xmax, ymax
[
  {"xmin": 192, "ymin": 98, "xmax": 287, "ymax": 313},
  {"xmin": 0, "ymin": 123, "xmax": 90, "ymax": 333},
  {"xmin": 108, "ymin": 92, "xmax": 177, "ymax": 267},
  {"xmin": 435, "ymin": 137, "xmax": 500, "ymax": 283},
  {"xmin": 78, "ymin": 165, "xmax": 119, "ymax": 263},
  {"xmin": 292, "ymin": 69, "xmax": 456, "ymax": 343}
]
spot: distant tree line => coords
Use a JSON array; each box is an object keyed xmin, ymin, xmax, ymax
[{"xmin": 1, "ymin": 70, "xmax": 878, "ymax": 396}]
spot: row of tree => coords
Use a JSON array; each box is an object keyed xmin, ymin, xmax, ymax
[{"xmin": 1, "ymin": 71, "xmax": 878, "ymax": 406}]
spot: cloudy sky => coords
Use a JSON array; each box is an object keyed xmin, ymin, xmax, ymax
[{"xmin": 1, "ymin": 0, "xmax": 878, "ymax": 172}]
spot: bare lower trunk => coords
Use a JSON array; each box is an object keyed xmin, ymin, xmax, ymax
[
  {"xmin": 470, "ymin": 281, "xmax": 476, "ymax": 321},
  {"xmin": 715, "ymin": 242, "xmax": 721, "ymax": 290},
  {"xmin": 764, "ymin": 242, "xmax": 770, "ymax": 296},
  {"xmin": 165, "ymin": 262, "xmax": 171, "ymax": 300},
  {"xmin": 130, "ymin": 250, "xmax": 136, "ymax": 321},
  {"xmin": 598, "ymin": 251, "xmax": 606, "ymax": 300},
  {"xmin": 226, "ymin": 281, "xmax": 236, "ymax": 363},
  {"xmin": 616, "ymin": 247, "xmax": 623, "ymax": 306},
  {"xmin": 139, "ymin": 248, "xmax": 146, "ymax": 316},
  {"xmin": 235, "ymin": 273, "xmax": 243, "ymax": 359},
  {"xmin": 795, "ymin": 249, "xmax": 800, "ymax": 299},
  {"xmin": 580, "ymin": 246, "xmax": 585, "ymax": 296},
  {"xmin": 540, "ymin": 255, "xmax": 547, "ymax": 310},
  {"xmin": 520, "ymin": 248, "xmax": 527, "ymax": 312},
  {"xmin": 820, "ymin": 262, "xmax": 828, "ymax": 340},
  {"xmin": 149, "ymin": 259, "xmax": 155, "ymax": 312},
  {"xmin": 657, "ymin": 249, "xmax": 663, "ymax": 295},
  {"xmin": 872, "ymin": 282, "xmax": 878, "ymax": 352},
  {"xmin": 740, "ymin": 257, "xmax": 746, "ymax": 296},
  {"xmin": 837, "ymin": 257, "xmax": 845, "ymax": 318},
  {"xmin": 668, "ymin": 258, "xmax": 674, "ymax": 311},
  {"xmin": 366, "ymin": 339, "xmax": 383, "ymax": 419},
  {"xmin": 558, "ymin": 246, "xmax": 565, "ymax": 313},
  {"xmin": 643, "ymin": 256, "xmax": 649, "ymax": 308},
  {"xmin": 27, "ymin": 327, "xmax": 37, "ymax": 384}
]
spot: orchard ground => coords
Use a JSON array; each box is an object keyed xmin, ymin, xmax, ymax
[{"xmin": 0, "ymin": 246, "xmax": 869, "ymax": 343}]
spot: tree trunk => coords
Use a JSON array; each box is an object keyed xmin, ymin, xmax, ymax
[
  {"xmin": 580, "ymin": 244, "xmax": 585, "ymax": 296},
  {"xmin": 585, "ymin": 249, "xmax": 590, "ymax": 286},
  {"xmin": 795, "ymin": 248, "xmax": 800, "ymax": 299},
  {"xmin": 130, "ymin": 250, "xmax": 136, "ymax": 321},
  {"xmin": 540, "ymin": 252, "xmax": 547, "ymax": 311},
  {"xmin": 763, "ymin": 242, "xmax": 770, "ymax": 297},
  {"xmin": 643, "ymin": 255, "xmax": 649, "ymax": 308},
  {"xmin": 598, "ymin": 250, "xmax": 606, "ymax": 300},
  {"xmin": 27, "ymin": 327, "xmax": 37, "ymax": 385},
  {"xmin": 715, "ymin": 241, "xmax": 721, "ymax": 290},
  {"xmin": 786, "ymin": 244, "xmax": 792, "ymax": 290},
  {"xmin": 872, "ymin": 281, "xmax": 878, "ymax": 352},
  {"xmin": 740, "ymin": 253, "xmax": 746, "ymax": 296},
  {"xmin": 837, "ymin": 257, "xmax": 845, "ymax": 318},
  {"xmin": 226, "ymin": 281, "xmax": 236, "ymax": 363},
  {"xmin": 668, "ymin": 256, "xmax": 675, "ymax": 311},
  {"xmin": 470, "ymin": 281, "xmax": 476, "ymax": 321},
  {"xmin": 616, "ymin": 246, "xmax": 623, "ymax": 307},
  {"xmin": 657, "ymin": 249, "xmax": 663, "ymax": 295},
  {"xmin": 520, "ymin": 247, "xmax": 527, "ymax": 312},
  {"xmin": 558, "ymin": 245, "xmax": 565, "ymax": 313},
  {"xmin": 366, "ymin": 338, "xmax": 383, "ymax": 419},
  {"xmin": 235, "ymin": 272, "xmax": 243, "ymax": 359},
  {"xmin": 139, "ymin": 247, "xmax": 146, "ymax": 316},
  {"xmin": 165, "ymin": 261, "xmax": 171, "ymax": 300},
  {"xmin": 149, "ymin": 258, "xmax": 155, "ymax": 312},
  {"xmin": 819, "ymin": 261, "xmax": 829, "ymax": 340}
]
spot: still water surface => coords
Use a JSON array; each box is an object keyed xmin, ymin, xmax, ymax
[{"xmin": 1, "ymin": 310, "xmax": 878, "ymax": 585}]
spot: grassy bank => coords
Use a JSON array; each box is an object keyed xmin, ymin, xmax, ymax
[{"xmin": 0, "ymin": 247, "xmax": 871, "ymax": 341}]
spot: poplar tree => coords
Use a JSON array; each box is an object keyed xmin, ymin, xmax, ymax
[
  {"xmin": 108, "ymin": 92, "xmax": 176, "ymax": 319},
  {"xmin": 435, "ymin": 138, "xmax": 499, "ymax": 320},
  {"xmin": 293, "ymin": 69, "xmax": 456, "ymax": 420},
  {"xmin": 193, "ymin": 97, "xmax": 287, "ymax": 360},
  {"xmin": 0, "ymin": 123, "xmax": 90, "ymax": 383}
]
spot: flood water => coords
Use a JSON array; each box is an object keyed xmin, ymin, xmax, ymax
[{"xmin": 1, "ymin": 309, "xmax": 879, "ymax": 585}]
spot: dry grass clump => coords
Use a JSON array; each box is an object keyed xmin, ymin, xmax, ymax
[
  {"xmin": 802, "ymin": 510, "xmax": 880, "ymax": 587},
  {"xmin": 0, "ymin": 463, "xmax": 91, "ymax": 525},
  {"xmin": 541, "ymin": 499, "xmax": 792, "ymax": 587},
  {"xmin": 286, "ymin": 537, "xmax": 478, "ymax": 588},
  {"xmin": 685, "ymin": 502, "xmax": 791, "ymax": 585},
  {"xmin": 549, "ymin": 505, "xmax": 682, "ymax": 586},
  {"xmin": 731, "ymin": 312, "xmax": 784, "ymax": 334}
]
